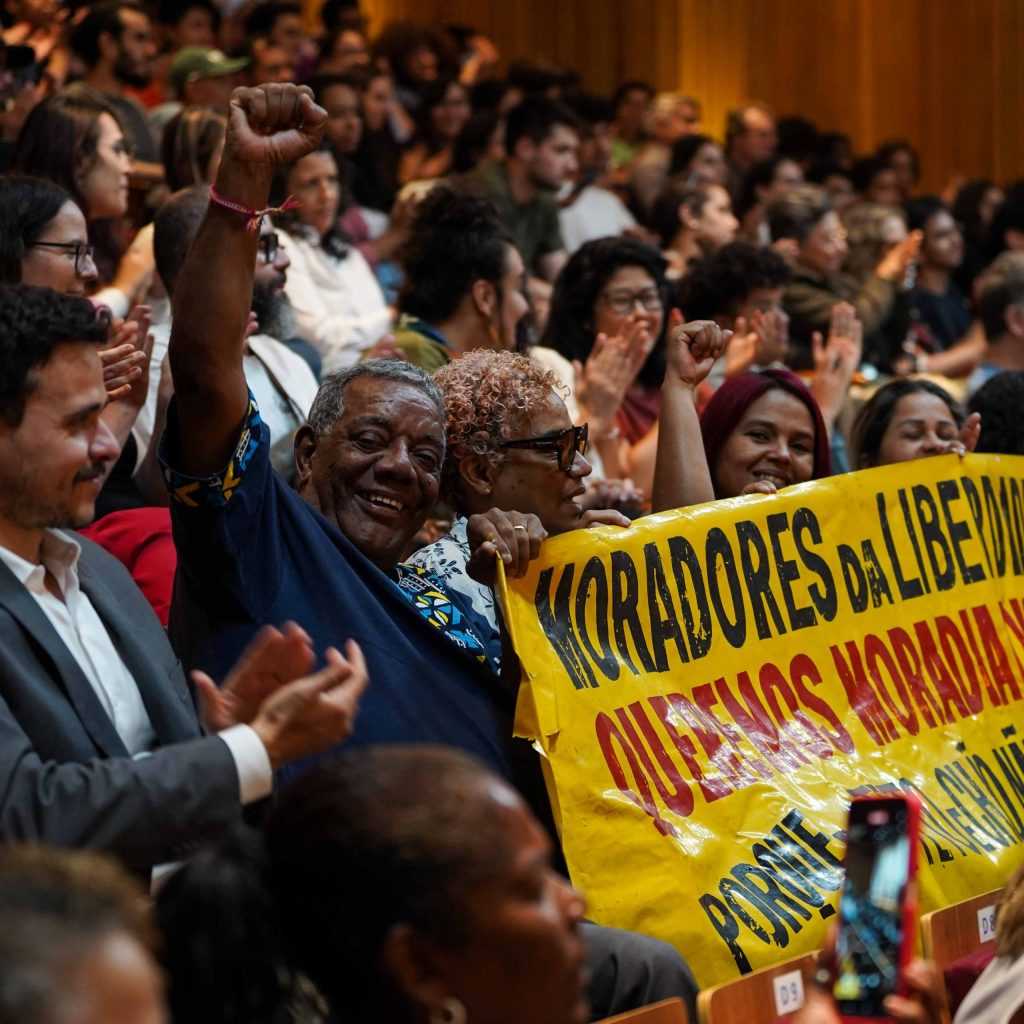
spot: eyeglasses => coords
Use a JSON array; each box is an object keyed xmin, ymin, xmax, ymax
[
  {"xmin": 257, "ymin": 232, "xmax": 281, "ymax": 264},
  {"xmin": 600, "ymin": 287, "xmax": 663, "ymax": 316},
  {"xmin": 500, "ymin": 423, "xmax": 589, "ymax": 473},
  {"xmin": 29, "ymin": 241, "xmax": 96, "ymax": 276}
]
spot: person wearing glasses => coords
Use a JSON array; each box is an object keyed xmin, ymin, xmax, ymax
[
  {"xmin": 409, "ymin": 320, "xmax": 727, "ymax": 674},
  {"xmin": 13, "ymin": 89, "xmax": 155, "ymax": 317},
  {"xmin": 535, "ymin": 236, "xmax": 673, "ymax": 493}
]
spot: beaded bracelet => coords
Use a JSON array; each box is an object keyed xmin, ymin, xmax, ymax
[{"xmin": 209, "ymin": 185, "xmax": 300, "ymax": 232}]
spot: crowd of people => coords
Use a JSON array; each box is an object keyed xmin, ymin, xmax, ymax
[{"xmin": 0, "ymin": 1, "xmax": 1022, "ymax": 1021}]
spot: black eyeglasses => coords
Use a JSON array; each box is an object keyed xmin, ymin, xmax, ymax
[
  {"xmin": 257, "ymin": 232, "xmax": 281, "ymax": 264},
  {"xmin": 500, "ymin": 423, "xmax": 589, "ymax": 473},
  {"xmin": 30, "ymin": 241, "xmax": 96, "ymax": 276}
]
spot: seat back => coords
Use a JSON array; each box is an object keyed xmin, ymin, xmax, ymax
[
  {"xmin": 697, "ymin": 952, "xmax": 819, "ymax": 1024},
  {"xmin": 920, "ymin": 888, "xmax": 1003, "ymax": 967},
  {"xmin": 599, "ymin": 996, "xmax": 689, "ymax": 1024}
]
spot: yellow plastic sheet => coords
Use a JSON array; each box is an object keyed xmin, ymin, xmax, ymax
[{"xmin": 499, "ymin": 454, "xmax": 1024, "ymax": 987}]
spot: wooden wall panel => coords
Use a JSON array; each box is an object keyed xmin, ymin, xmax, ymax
[{"xmin": 350, "ymin": 0, "xmax": 1024, "ymax": 192}]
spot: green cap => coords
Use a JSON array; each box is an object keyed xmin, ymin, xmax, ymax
[{"xmin": 170, "ymin": 47, "xmax": 250, "ymax": 96}]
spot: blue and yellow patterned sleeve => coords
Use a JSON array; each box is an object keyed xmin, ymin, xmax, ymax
[{"xmin": 160, "ymin": 393, "xmax": 266, "ymax": 509}]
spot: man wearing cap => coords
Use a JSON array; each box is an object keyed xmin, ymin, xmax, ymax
[{"xmin": 148, "ymin": 46, "xmax": 249, "ymax": 145}]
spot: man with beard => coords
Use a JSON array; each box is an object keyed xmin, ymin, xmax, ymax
[
  {"xmin": 164, "ymin": 83, "xmax": 702, "ymax": 1019},
  {"xmin": 70, "ymin": 2, "xmax": 159, "ymax": 163},
  {"xmin": 465, "ymin": 97, "xmax": 579, "ymax": 281},
  {"xmin": 152, "ymin": 185, "xmax": 318, "ymax": 480}
]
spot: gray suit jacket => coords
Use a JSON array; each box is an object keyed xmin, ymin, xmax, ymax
[{"xmin": 0, "ymin": 533, "xmax": 241, "ymax": 872}]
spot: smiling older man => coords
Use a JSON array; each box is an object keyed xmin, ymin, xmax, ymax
[{"xmin": 164, "ymin": 82, "xmax": 701, "ymax": 1022}]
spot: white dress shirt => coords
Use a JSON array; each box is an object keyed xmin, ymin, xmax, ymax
[{"xmin": 0, "ymin": 531, "xmax": 271, "ymax": 802}]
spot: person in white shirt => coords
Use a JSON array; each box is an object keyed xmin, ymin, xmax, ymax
[
  {"xmin": 151, "ymin": 186, "xmax": 319, "ymax": 479},
  {"xmin": 558, "ymin": 94, "xmax": 636, "ymax": 255},
  {"xmin": 272, "ymin": 147, "xmax": 391, "ymax": 374},
  {"xmin": 0, "ymin": 282, "xmax": 367, "ymax": 874}
]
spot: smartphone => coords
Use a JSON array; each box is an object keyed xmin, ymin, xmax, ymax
[{"xmin": 832, "ymin": 793, "xmax": 921, "ymax": 1022}]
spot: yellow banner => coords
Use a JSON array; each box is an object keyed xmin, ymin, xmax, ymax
[{"xmin": 500, "ymin": 454, "xmax": 1024, "ymax": 987}]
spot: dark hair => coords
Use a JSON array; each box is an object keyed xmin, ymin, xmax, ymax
[
  {"xmin": 12, "ymin": 88, "xmax": 123, "ymax": 216},
  {"xmin": 986, "ymin": 183, "xmax": 1024, "ymax": 262},
  {"xmin": 156, "ymin": 747, "xmax": 520, "ymax": 1022},
  {"xmin": 977, "ymin": 264, "xmax": 1024, "ymax": 341},
  {"xmin": 776, "ymin": 115, "xmax": 818, "ymax": 164},
  {"xmin": 411, "ymin": 77, "xmax": 466, "ymax": 155},
  {"xmin": 876, "ymin": 138, "xmax": 920, "ymax": 183},
  {"xmin": 399, "ymin": 187, "xmax": 512, "ymax": 323},
  {"xmin": 0, "ymin": 284, "xmax": 111, "ymax": 426},
  {"xmin": 541, "ymin": 236, "xmax": 669, "ymax": 389},
  {"xmin": 611, "ymin": 80, "xmax": 653, "ymax": 113},
  {"xmin": 806, "ymin": 160, "xmax": 852, "ymax": 187},
  {"xmin": 766, "ymin": 184, "xmax": 831, "ymax": 244},
  {"xmin": 953, "ymin": 178, "xmax": 997, "ymax": 247},
  {"xmin": 244, "ymin": 0, "xmax": 301, "ymax": 38},
  {"xmin": 566, "ymin": 92, "xmax": 614, "ymax": 130},
  {"xmin": 676, "ymin": 241, "xmax": 790, "ymax": 320},
  {"xmin": 371, "ymin": 21, "xmax": 452, "ymax": 91},
  {"xmin": 309, "ymin": 69, "xmax": 367, "ymax": 103},
  {"xmin": 904, "ymin": 194, "xmax": 947, "ymax": 234},
  {"xmin": 69, "ymin": 1, "xmax": 142, "ymax": 68},
  {"xmin": 470, "ymin": 78, "xmax": 515, "ymax": 113},
  {"xmin": 668, "ymin": 133, "xmax": 715, "ymax": 177},
  {"xmin": 505, "ymin": 97, "xmax": 579, "ymax": 156},
  {"xmin": 320, "ymin": 0, "xmax": 363, "ymax": 33},
  {"xmin": 736, "ymin": 155, "xmax": 798, "ymax": 219},
  {"xmin": 850, "ymin": 156, "xmax": 893, "ymax": 195},
  {"xmin": 153, "ymin": 186, "xmax": 209, "ymax": 295},
  {"xmin": 0, "ymin": 176, "xmax": 75, "ymax": 284},
  {"xmin": 969, "ymin": 371, "xmax": 1024, "ymax": 455},
  {"xmin": 701, "ymin": 368, "xmax": 832, "ymax": 491},
  {"xmin": 161, "ymin": 108, "xmax": 225, "ymax": 192},
  {"xmin": 451, "ymin": 109, "xmax": 502, "ymax": 174},
  {"xmin": 650, "ymin": 179, "xmax": 711, "ymax": 248},
  {"xmin": 155, "ymin": 0, "xmax": 220, "ymax": 31},
  {"xmin": 269, "ymin": 148, "xmax": 350, "ymax": 258},
  {"xmin": 0, "ymin": 846, "xmax": 154, "ymax": 1024},
  {"xmin": 848, "ymin": 379, "xmax": 964, "ymax": 469},
  {"xmin": 506, "ymin": 58, "xmax": 575, "ymax": 98}
]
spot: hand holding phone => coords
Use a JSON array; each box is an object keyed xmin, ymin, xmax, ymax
[{"xmin": 832, "ymin": 794, "xmax": 922, "ymax": 1022}]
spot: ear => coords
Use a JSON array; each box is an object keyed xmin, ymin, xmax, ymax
[
  {"xmin": 1006, "ymin": 303, "xmax": 1024, "ymax": 339},
  {"xmin": 470, "ymin": 278, "xmax": 497, "ymax": 320},
  {"xmin": 293, "ymin": 424, "xmax": 318, "ymax": 492},
  {"xmin": 459, "ymin": 451, "xmax": 499, "ymax": 499},
  {"xmin": 679, "ymin": 202, "xmax": 699, "ymax": 233},
  {"xmin": 380, "ymin": 923, "xmax": 459, "ymax": 1020}
]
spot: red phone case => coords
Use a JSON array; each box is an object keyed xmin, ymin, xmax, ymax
[{"xmin": 837, "ymin": 792, "xmax": 922, "ymax": 1024}]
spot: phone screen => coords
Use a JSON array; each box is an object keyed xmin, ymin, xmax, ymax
[{"xmin": 832, "ymin": 798, "xmax": 912, "ymax": 1018}]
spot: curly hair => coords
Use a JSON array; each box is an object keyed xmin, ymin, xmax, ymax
[
  {"xmin": 540, "ymin": 235, "xmax": 669, "ymax": 389},
  {"xmin": 676, "ymin": 241, "xmax": 790, "ymax": 319},
  {"xmin": 399, "ymin": 186, "xmax": 512, "ymax": 324},
  {"xmin": 0, "ymin": 284, "xmax": 111, "ymax": 427},
  {"xmin": 434, "ymin": 349, "xmax": 561, "ymax": 505}
]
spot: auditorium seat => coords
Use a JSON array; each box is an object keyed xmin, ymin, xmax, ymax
[
  {"xmin": 598, "ymin": 996, "xmax": 689, "ymax": 1024},
  {"xmin": 696, "ymin": 951, "xmax": 819, "ymax": 1024}
]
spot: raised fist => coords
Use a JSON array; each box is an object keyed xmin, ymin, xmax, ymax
[{"xmin": 225, "ymin": 83, "xmax": 327, "ymax": 167}]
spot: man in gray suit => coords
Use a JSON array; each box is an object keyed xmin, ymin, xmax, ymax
[{"xmin": 0, "ymin": 283, "xmax": 367, "ymax": 874}]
